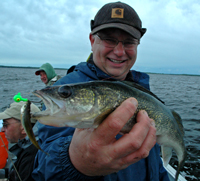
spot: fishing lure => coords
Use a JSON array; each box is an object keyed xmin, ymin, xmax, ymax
[{"xmin": 13, "ymin": 92, "xmax": 28, "ymax": 102}]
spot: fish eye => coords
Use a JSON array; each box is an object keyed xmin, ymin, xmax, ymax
[{"xmin": 58, "ymin": 86, "xmax": 72, "ymax": 98}]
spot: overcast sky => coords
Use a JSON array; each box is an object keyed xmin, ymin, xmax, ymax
[{"xmin": 0, "ymin": 0, "xmax": 199, "ymax": 74}]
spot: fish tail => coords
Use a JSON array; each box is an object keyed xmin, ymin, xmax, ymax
[
  {"xmin": 30, "ymin": 137, "xmax": 49, "ymax": 156},
  {"xmin": 175, "ymin": 148, "xmax": 187, "ymax": 181},
  {"xmin": 175, "ymin": 166, "xmax": 180, "ymax": 181},
  {"xmin": 39, "ymin": 147, "xmax": 49, "ymax": 156}
]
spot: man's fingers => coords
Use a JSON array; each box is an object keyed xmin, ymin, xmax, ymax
[
  {"xmin": 112, "ymin": 110, "xmax": 156, "ymax": 158},
  {"xmin": 92, "ymin": 98, "xmax": 138, "ymax": 145},
  {"xmin": 121, "ymin": 122, "xmax": 156, "ymax": 167}
]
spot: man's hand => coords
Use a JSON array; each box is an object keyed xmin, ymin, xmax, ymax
[{"xmin": 69, "ymin": 97, "xmax": 156, "ymax": 176}]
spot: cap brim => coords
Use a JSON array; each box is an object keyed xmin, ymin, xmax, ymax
[
  {"xmin": 35, "ymin": 69, "xmax": 43, "ymax": 75},
  {"xmin": 0, "ymin": 112, "xmax": 11, "ymax": 120},
  {"xmin": 91, "ymin": 23, "xmax": 146, "ymax": 39}
]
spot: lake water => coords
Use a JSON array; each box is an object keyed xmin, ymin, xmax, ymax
[{"xmin": 0, "ymin": 67, "xmax": 200, "ymax": 180}]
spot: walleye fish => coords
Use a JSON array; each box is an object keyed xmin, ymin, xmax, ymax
[
  {"xmin": 30, "ymin": 80, "xmax": 186, "ymax": 181},
  {"xmin": 21, "ymin": 100, "xmax": 49, "ymax": 155}
]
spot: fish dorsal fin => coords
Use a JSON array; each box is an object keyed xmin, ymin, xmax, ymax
[
  {"xmin": 121, "ymin": 81, "xmax": 165, "ymax": 104},
  {"xmin": 171, "ymin": 110, "xmax": 184, "ymax": 136}
]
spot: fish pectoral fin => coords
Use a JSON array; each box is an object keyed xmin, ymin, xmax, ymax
[{"xmin": 161, "ymin": 145, "xmax": 173, "ymax": 167}]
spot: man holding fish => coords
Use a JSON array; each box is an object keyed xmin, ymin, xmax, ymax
[{"xmin": 32, "ymin": 2, "xmax": 171, "ymax": 180}]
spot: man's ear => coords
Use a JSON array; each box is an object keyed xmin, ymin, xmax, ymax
[
  {"xmin": 89, "ymin": 33, "xmax": 95, "ymax": 51},
  {"xmin": 20, "ymin": 124, "xmax": 26, "ymax": 135}
]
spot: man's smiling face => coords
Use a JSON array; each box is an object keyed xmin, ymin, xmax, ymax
[{"xmin": 90, "ymin": 28, "xmax": 138, "ymax": 80}]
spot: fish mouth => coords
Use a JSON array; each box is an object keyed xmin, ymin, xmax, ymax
[
  {"xmin": 108, "ymin": 58, "xmax": 127, "ymax": 64},
  {"xmin": 32, "ymin": 90, "xmax": 65, "ymax": 117}
]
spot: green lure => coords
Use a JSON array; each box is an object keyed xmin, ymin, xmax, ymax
[{"xmin": 13, "ymin": 92, "xmax": 28, "ymax": 102}]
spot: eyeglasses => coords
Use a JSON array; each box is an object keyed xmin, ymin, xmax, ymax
[
  {"xmin": 2, "ymin": 121, "xmax": 20, "ymax": 129},
  {"xmin": 95, "ymin": 34, "xmax": 139, "ymax": 50}
]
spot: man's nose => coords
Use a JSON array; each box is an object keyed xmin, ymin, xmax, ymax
[
  {"xmin": 1, "ymin": 127, "xmax": 5, "ymax": 132},
  {"xmin": 41, "ymin": 75, "xmax": 45, "ymax": 79},
  {"xmin": 113, "ymin": 42, "xmax": 125, "ymax": 56}
]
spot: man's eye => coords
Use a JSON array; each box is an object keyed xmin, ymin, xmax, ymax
[
  {"xmin": 124, "ymin": 41, "xmax": 135, "ymax": 45},
  {"xmin": 3, "ymin": 123, "xmax": 8, "ymax": 128},
  {"xmin": 104, "ymin": 39, "xmax": 117, "ymax": 44}
]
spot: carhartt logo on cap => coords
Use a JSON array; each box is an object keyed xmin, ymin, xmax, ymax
[{"xmin": 111, "ymin": 8, "xmax": 124, "ymax": 18}]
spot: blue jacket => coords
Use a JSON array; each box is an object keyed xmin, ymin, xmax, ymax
[{"xmin": 32, "ymin": 62, "xmax": 169, "ymax": 181}]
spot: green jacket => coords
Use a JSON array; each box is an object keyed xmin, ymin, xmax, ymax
[{"xmin": 38, "ymin": 63, "xmax": 61, "ymax": 86}]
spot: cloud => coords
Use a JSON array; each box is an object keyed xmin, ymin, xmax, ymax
[
  {"xmin": 133, "ymin": 0, "xmax": 200, "ymax": 73},
  {"xmin": 0, "ymin": 0, "xmax": 199, "ymax": 74}
]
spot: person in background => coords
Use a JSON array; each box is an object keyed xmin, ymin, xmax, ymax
[
  {"xmin": 35, "ymin": 62, "xmax": 61, "ymax": 86},
  {"xmin": 0, "ymin": 101, "xmax": 40, "ymax": 181},
  {"xmin": 32, "ymin": 2, "xmax": 169, "ymax": 181}
]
